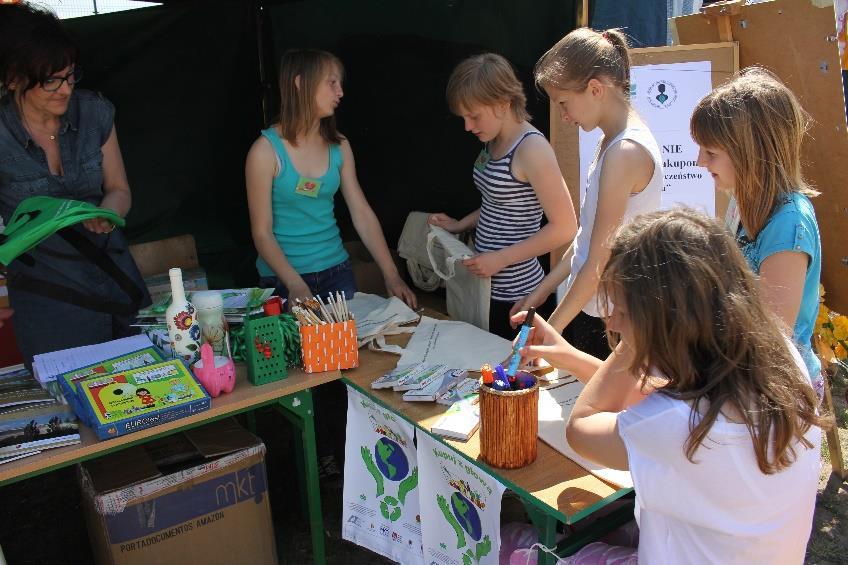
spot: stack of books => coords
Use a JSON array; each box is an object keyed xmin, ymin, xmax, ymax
[{"xmin": 0, "ymin": 365, "xmax": 80, "ymax": 464}]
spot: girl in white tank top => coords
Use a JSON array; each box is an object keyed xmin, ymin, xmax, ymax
[
  {"xmin": 513, "ymin": 27, "xmax": 663, "ymax": 359},
  {"xmin": 568, "ymin": 126, "xmax": 663, "ymax": 318}
]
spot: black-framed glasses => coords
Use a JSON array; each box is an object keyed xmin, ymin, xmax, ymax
[{"xmin": 40, "ymin": 68, "xmax": 83, "ymax": 92}]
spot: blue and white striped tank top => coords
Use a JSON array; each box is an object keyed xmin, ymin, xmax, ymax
[{"xmin": 473, "ymin": 130, "xmax": 545, "ymax": 302}]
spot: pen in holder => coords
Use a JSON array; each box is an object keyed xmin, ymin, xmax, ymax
[{"xmin": 479, "ymin": 373, "xmax": 539, "ymax": 469}]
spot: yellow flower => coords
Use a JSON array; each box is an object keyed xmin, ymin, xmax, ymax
[
  {"xmin": 819, "ymin": 325, "xmax": 836, "ymax": 348},
  {"xmin": 833, "ymin": 315, "xmax": 848, "ymax": 342},
  {"xmin": 819, "ymin": 284, "xmax": 826, "ymax": 303},
  {"xmin": 836, "ymin": 342, "xmax": 848, "ymax": 361},
  {"xmin": 816, "ymin": 304, "xmax": 830, "ymax": 328}
]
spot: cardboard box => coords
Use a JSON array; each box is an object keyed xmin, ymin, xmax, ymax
[{"xmin": 79, "ymin": 418, "xmax": 277, "ymax": 565}]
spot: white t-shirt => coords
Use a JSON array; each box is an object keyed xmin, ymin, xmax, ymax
[
  {"xmin": 617, "ymin": 355, "xmax": 821, "ymax": 564},
  {"xmin": 565, "ymin": 126, "xmax": 663, "ymax": 318}
]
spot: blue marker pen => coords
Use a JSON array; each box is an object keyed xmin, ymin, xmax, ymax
[{"xmin": 506, "ymin": 307, "xmax": 536, "ymax": 378}]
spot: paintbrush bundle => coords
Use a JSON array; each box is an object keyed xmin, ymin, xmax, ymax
[
  {"xmin": 290, "ymin": 293, "xmax": 353, "ymax": 326},
  {"xmin": 295, "ymin": 294, "xmax": 359, "ymax": 373}
]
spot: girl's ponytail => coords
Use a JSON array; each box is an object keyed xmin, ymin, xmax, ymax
[{"xmin": 535, "ymin": 27, "xmax": 631, "ymax": 96}]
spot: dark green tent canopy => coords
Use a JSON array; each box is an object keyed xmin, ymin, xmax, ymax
[{"xmin": 65, "ymin": 0, "xmax": 577, "ymax": 287}]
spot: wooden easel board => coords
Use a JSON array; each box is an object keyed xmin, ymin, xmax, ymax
[
  {"xmin": 549, "ymin": 42, "xmax": 738, "ymax": 267},
  {"xmin": 672, "ymin": 0, "xmax": 848, "ymax": 312}
]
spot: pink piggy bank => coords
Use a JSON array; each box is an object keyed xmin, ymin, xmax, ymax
[{"xmin": 192, "ymin": 343, "xmax": 235, "ymax": 397}]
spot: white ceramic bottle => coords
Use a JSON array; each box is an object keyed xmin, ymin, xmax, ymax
[{"xmin": 165, "ymin": 267, "xmax": 201, "ymax": 364}]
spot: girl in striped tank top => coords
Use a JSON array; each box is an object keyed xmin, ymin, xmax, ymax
[
  {"xmin": 510, "ymin": 29, "xmax": 663, "ymax": 360},
  {"xmin": 430, "ymin": 53, "xmax": 577, "ymax": 339}
]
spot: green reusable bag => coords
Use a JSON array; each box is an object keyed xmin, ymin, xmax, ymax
[{"xmin": 0, "ymin": 196, "xmax": 124, "ymax": 265}]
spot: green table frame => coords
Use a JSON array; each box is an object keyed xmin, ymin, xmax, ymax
[
  {"xmin": 0, "ymin": 367, "xmax": 338, "ymax": 565},
  {"xmin": 342, "ymin": 376, "xmax": 633, "ymax": 565}
]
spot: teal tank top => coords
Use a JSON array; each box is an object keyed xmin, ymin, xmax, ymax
[{"xmin": 255, "ymin": 128, "xmax": 348, "ymax": 277}]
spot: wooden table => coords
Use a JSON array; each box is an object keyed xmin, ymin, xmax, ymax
[
  {"xmin": 0, "ymin": 364, "xmax": 340, "ymax": 565},
  {"xmin": 342, "ymin": 337, "xmax": 633, "ymax": 563}
]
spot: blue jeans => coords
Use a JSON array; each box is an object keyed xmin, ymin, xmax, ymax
[{"xmin": 259, "ymin": 258, "xmax": 357, "ymax": 304}]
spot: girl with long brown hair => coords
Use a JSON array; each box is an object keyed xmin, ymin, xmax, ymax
[
  {"xmin": 245, "ymin": 48, "xmax": 416, "ymax": 308},
  {"xmin": 691, "ymin": 67, "xmax": 823, "ymax": 394},
  {"xmin": 514, "ymin": 209, "xmax": 828, "ymax": 564}
]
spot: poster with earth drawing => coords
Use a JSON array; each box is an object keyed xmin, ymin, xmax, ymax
[
  {"xmin": 417, "ymin": 433, "xmax": 506, "ymax": 565},
  {"xmin": 342, "ymin": 386, "xmax": 424, "ymax": 563}
]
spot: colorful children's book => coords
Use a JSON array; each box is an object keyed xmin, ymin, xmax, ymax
[
  {"xmin": 370, "ymin": 362, "xmax": 426, "ymax": 390},
  {"xmin": 402, "ymin": 369, "xmax": 467, "ymax": 402},
  {"xmin": 430, "ymin": 394, "xmax": 480, "ymax": 441},
  {"xmin": 392, "ymin": 363, "xmax": 448, "ymax": 391},
  {"xmin": 76, "ymin": 359, "xmax": 211, "ymax": 440},
  {"xmin": 58, "ymin": 347, "xmax": 164, "ymax": 425},
  {"xmin": 436, "ymin": 377, "xmax": 480, "ymax": 405}
]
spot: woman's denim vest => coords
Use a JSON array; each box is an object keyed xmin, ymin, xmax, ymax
[{"xmin": 0, "ymin": 90, "xmax": 149, "ymax": 344}]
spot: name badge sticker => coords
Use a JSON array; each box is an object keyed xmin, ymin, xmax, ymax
[
  {"xmin": 474, "ymin": 148, "xmax": 490, "ymax": 172},
  {"xmin": 295, "ymin": 177, "xmax": 322, "ymax": 198}
]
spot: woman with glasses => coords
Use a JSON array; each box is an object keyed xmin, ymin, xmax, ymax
[{"xmin": 0, "ymin": 3, "xmax": 149, "ymax": 367}]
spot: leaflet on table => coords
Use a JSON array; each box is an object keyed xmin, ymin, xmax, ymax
[
  {"xmin": 76, "ymin": 359, "xmax": 211, "ymax": 440},
  {"xmin": 402, "ymin": 369, "xmax": 467, "ymax": 402},
  {"xmin": 537, "ymin": 375, "xmax": 633, "ymax": 489},
  {"xmin": 57, "ymin": 347, "xmax": 164, "ymax": 425},
  {"xmin": 0, "ymin": 365, "xmax": 54, "ymax": 410},
  {"xmin": 0, "ymin": 401, "xmax": 80, "ymax": 458},
  {"xmin": 393, "ymin": 363, "xmax": 449, "ymax": 392},
  {"xmin": 436, "ymin": 377, "xmax": 480, "ymax": 406},
  {"xmin": 32, "ymin": 334, "xmax": 156, "ymax": 389},
  {"xmin": 430, "ymin": 394, "xmax": 480, "ymax": 441},
  {"xmin": 371, "ymin": 363, "xmax": 426, "ymax": 390}
]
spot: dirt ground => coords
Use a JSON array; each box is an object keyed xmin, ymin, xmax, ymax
[
  {"xmin": 1, "ymin": 369, "xmax": 846, "ymax": 564},
  {"xmin": 807, "ymin": 363, "xmax": 848, "ymax": 565}
]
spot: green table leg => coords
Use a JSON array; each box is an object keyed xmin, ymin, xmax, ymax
[
  {"xmin": 526, "ymin": 505, "xmax": 559, "ymax": 565},
  {"xmin": 276, "ymin": 389, "xmax": 326, "ymax": 565},
  {"xmin": 291, "ymin": 417, "xmax": 309, "ymax": 520}
]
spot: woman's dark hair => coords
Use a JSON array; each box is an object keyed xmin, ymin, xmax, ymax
[{"xmin": 0, "ymin": 3, "xmax": 78, "ymax": 97}]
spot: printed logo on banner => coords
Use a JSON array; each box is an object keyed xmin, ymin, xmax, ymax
[
  {"xmin": 343, "ymin": 386, "xmax": 423, "ymax": 563},
  {"xmin": 647, "ymin": 80, "xmax": 678, "ymax": 109},
  {"xmin": 436, "ymin": 464, "xmax": 492, "ymax": 564},
  {"xmin": 360, "ymin": 414, "xmax": 419, "ymax": 522}
]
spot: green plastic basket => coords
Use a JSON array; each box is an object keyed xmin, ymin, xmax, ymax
[{"xmin": 243, "ymin": 313, "xmax": 300, "ymax": 385}]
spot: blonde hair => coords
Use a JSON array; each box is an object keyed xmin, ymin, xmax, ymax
[
  {"xmin": 690, "ymin": 67, "xmax": 818, "ymax": 239},
  {"xmin": 445, "ymin": 53, "xmax": 530, "ymax": 122},
  {"xmin": 534, "ymin": 28, "xmax": 631, "ymax": 96},
  {"xmin": 277, "ymin": 48, "xmax": 343, "ymax": 146},
  {"xmin": 599, "ymin": 209, "xmax": 830, "ymax": 474}
]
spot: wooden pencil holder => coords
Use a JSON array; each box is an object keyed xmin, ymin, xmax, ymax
[
  {"xmin": 479, "ymin": 379, "xmax": 539, "ymax": 469},
  {"xmin": 299, "ymin": 320, "xmax": 359, "ymax": 373}
]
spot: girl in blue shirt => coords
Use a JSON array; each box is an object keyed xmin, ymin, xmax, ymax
[
  {"xmin": 245, "ymin": 49, "xmax": 416, "ymax": 308},
  {"xmin": 691, "ymin": 68, "xmax": 823, "ymax": 390}
]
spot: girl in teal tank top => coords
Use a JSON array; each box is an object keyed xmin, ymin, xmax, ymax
[{"xmin": 245, "ymin": 49, "xmax": 417, "ymax": 308}]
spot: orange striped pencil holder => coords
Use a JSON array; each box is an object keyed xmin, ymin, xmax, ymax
[{"xmin": 299, "ymin": 320, "xmax": 359, "ymax": 373}]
